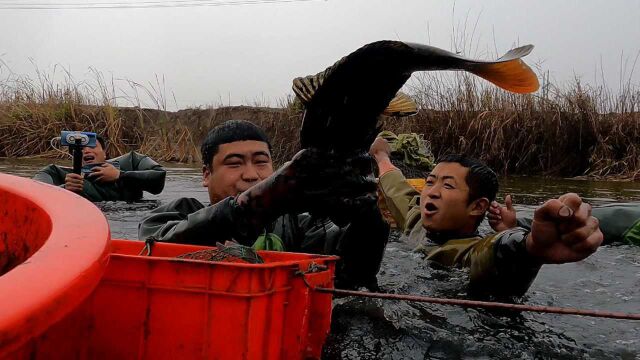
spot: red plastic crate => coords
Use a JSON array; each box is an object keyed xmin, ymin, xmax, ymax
[
  {"xmin": 98, "ymin": 240, "xmax": 337, "ymax": 359},
  {"xmin": 0, "ymin": 173, "xmax": 337, "ymax": 359},
  {"xmin": 24, "ymin": 240, "xmax": 337, "ymax": 360}
]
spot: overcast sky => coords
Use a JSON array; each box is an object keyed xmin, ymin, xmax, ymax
[{"xmin": 0, "ymin": 0, "xmax": 639, "ymax": 110}]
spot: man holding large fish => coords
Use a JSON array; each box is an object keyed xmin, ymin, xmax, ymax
[
  {"xmin": 140, "ymin": 40, "xmax": 602, "ymax": 295},
  {"xmin": 139, "ymin": 119, "xmax": 389, "ymax": 290}
]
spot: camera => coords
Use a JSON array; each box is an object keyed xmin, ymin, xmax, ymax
[{"xmin": 60, "ymin": 131, "xmax": 97, "ymax": 148}]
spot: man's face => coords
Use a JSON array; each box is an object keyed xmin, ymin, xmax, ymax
[
  {"xmin": 203, "ymin": 140, "xmax": 274, "ymax": 204},
  {"xmin": 420, "ymin": 162, "xmax": 483, "ymax": 234},
  {"xmin": 81, "ymin": 142, "xmax": 107, "ymax": 166}
]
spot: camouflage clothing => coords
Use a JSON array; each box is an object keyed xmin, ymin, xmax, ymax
[{"xmin": 378, "ymin": 169, "xmax": 541, "ymax": 297}]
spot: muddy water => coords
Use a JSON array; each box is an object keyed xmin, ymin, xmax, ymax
[{"xmin": 2, "ymin": 159, "xmax": 639, "ymax": 359}]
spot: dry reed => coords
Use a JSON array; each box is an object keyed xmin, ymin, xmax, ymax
[{"xmin": 0, "ymin": 65, "xmax": 638, "ymax": 178}]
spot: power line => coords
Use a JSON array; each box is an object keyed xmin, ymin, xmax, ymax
[
  {"xmin": 0, "ymin": 0, "xmax": 240, "ymax": 3},
  {"xmin": 0, "ymin": 0, "xmax": 319, "ymax": 7},
  {"xmin": 0, "ymin": 0, "xmax": 323, "ymax": 10}
]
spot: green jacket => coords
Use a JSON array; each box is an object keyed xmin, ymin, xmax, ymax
[
  {"xmin": 138, "ymin": 197, "xmax": 389, "ymax": 289},
  {"xmin": 378, "ymin": 169, "xmax": 541, "ymax": 297},
  {"xmin": 33, "ymin": 151, "xmax": 166, "ymax": 202},
  {"xmin": 517, "ymin": 203, "xmax": 640, "ymax": 246}
]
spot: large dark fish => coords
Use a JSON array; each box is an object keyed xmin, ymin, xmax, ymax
[{"xmin": 292, "ymin": 40, "xmax": 539, "ymax": 153}]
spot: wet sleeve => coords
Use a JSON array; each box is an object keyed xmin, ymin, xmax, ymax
[
  {"xmin": 592, "ymin": 204, "xmax": 640, "ymax": 245},
  {"xmin": 377, "ymin": 169, "xmax": 422, "ymax": 233},
  {"xmin": 516, "ymin": 217, "xmax": 532, "ymax": 230},
  {"xmin": 138, "ymin": 197, "xmax": 261, "ymax": 246},
  {"xmin": 427, "ymin": 228, "xmax": 542, "ymax": 297},
  {"xmin": 32, "ymin": 165, "xmax": 66, "ymax": 188},
  {"xmin": 333, "ymin": 205, "xmax": 390, "ymax": 290},
  {"xmin": 294, "ymin": 207, "xmax": 390, "ymax": 290},
  {"xmin": 118, "ymin": 155, "xmax": 167, "ymax": 195}
]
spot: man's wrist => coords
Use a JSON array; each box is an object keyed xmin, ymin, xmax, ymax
[
  {"xmin": 371, "ymin": 151, "xmax": 390, "ymax": 162},
  {"xmin": 524, "ymin": 232, "xmax": 545, "ymax": 266},
  {"xmin": 373, "ymin": 154, "xmax": 398, "ymax": 175}
]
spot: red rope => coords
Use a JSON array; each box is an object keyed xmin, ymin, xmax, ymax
[{"xmin": 314, "ymin": 287, "xmax": 640, "ymax": 321}]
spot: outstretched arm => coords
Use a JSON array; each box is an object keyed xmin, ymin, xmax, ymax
[
  {"xmin": 117, "ymin": 155, "xmax": 167, "ymax": 195},
  {"xmin": 525, "ymin": 193, "xmax": 602, "ymax": 263},
  {"xmin": 140, "ymin": 148, "xmax": 378, "ymax": 248},
  {"xmin": 138, "ymin": 197, "xmax": 263, "ymax": 246},
  {"xmin": 429, "ymin": 193, "xmax": 602, "ymax": 297}
]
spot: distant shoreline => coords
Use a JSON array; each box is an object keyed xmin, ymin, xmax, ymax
[{"xmin": 1, "ymin": 102, "xmax": 638, "ymax": 180}]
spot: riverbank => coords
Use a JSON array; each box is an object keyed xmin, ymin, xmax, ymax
[{"xmin": 1, "ymin": 73, "xmax": 638, "ymax": 178}]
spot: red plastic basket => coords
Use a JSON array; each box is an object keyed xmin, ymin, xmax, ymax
[{"xmin": 0, "ymin": 173, "xmax": 337, "ymax": 360}]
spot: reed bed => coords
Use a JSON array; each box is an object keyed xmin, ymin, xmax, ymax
[
  {"xmin": 0, "ymin": 67, "xmax": 638, "ymax": 178},
  {"xmin": 395, "ymin": 72, "xmax": 640, "ymax": 178}
]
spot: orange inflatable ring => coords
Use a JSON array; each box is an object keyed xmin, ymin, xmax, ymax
[{"xmin": 0, "ymin": 173, "xmax": 110, "ymax": 356}]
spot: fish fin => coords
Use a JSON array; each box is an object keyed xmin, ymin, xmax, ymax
[
  {"xmin": 292, "ymin": 73, "xmax": 325, "ymax": 105},
  {"xmin": 469, "ymin": 45, "xmax": 539, "ymax": 93},
  {"xmin": 496, "ymin": 44, "xmax": 535, "ymax": 62},
  {"xmin": 383, "ymin": 92, "xmax": 418, "ymax": 117}
]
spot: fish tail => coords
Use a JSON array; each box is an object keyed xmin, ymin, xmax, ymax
[
  {"xmin": 467, "ymin": 45, "xmax": 540, "ymax": 94},
  {"xmin": 468, "ymin": 59, "xmax": 539, "ymax": 94},
  {"xmin": 382, "ymin": 92, "xmax": 418, "ymax": 117}
]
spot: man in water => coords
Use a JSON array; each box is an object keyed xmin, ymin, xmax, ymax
[
  {"xmin": 488, "ymin": 195, "xmax": 640, "ymax": 246},
  {"xmin": 34, "ymin": 134, "xmax": 166, "ymax": 202},
  {"xmin": 139, "ymin": 120, "xmax": 389, "ymax": 290},
  {"xmin": 369, "ymin": 137, "xmax": 602, "ymax": 297}
]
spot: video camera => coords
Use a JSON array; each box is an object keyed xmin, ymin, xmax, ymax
[{"xmin": 60, "ymin": 131, "xmax": 97, "ymax": 175}]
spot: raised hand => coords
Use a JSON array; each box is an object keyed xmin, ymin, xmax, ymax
[
  {"xmin": 526, "ymin": 193, "xmax": 602, "ymax": 264},
  {"xmin": 89, "ymin": 163, "xmax": 121, "ymax": 183},
  {"xmin": 488, "ymin": 194, "xmax": 517, "ymax": 232}
]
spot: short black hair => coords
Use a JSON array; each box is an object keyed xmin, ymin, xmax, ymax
[
  {"xmin": 200, "ymin": 120, "xmax": 272, "ymax": 167},
  {"xmin": 96, "ymin": 134, "xmax": 106, "ymax": 150},
  {"xmin": 437, "ymin": 154, "xmax": 499, "ymax": 203}
]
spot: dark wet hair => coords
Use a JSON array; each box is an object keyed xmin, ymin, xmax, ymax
[
  {"xmin": 437, "ymin": 154, "xmax": 499, "ymax": 203},
  {"xmin": 200, "ymin": 120, "xmax": 272, "ymax": 167},
  {"xmin": 96, "ymin": 134, "xmax": 106, "ymax": 150}
]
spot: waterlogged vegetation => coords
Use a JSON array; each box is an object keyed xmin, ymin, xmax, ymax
[{"xmin": 0, "ymin": 64, "xmax": 639, "ymax": 179}]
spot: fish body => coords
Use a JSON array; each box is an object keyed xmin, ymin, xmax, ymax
[{"xmin": 293, "ymin": 40, "xmax": 539, "ymax": 153}]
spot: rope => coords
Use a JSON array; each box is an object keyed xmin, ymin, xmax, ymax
[
  {"xmin": 139, "ymin": 236, "xmax": 157, "ymax": 256},
  {"xmin": 296, "ymin": 264, "xmax": 640, "ymax": 321},
  {"xmin": 312, "ymin": 286, "xmax": 640, "ymax": 321}
]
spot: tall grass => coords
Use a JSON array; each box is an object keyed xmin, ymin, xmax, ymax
[
  {"xmin": 0, "ymin": 64, "xmax": 638, "ymax": 179},
  {"xmin": 395, "ymin": 71, "xmax": 640, "ymax": 178}
]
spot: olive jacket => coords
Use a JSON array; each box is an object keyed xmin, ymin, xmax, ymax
[{"xmin": 378, "ymin": 169, "xmax": 542, "ymax": 297}]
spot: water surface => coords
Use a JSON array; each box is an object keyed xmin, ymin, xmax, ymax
[{"xmin": 2, "ymin": 159, "xmax": 639, "ymax": 359}]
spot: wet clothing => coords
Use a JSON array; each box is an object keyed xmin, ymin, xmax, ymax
[
  {"xmin": 138, "ymin": 197, "xmax": 389, "ymax": 289},
  {"xmin": 33, "ymin": 151, "xmax": 166, "ymax": 202},
  {"xmin": 378, "ymin": 169, "xmax": 541, "ymax": 297},
  {"xmin": 516, "ymin": 203, "xmax": 640, "ymax": 246}
]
